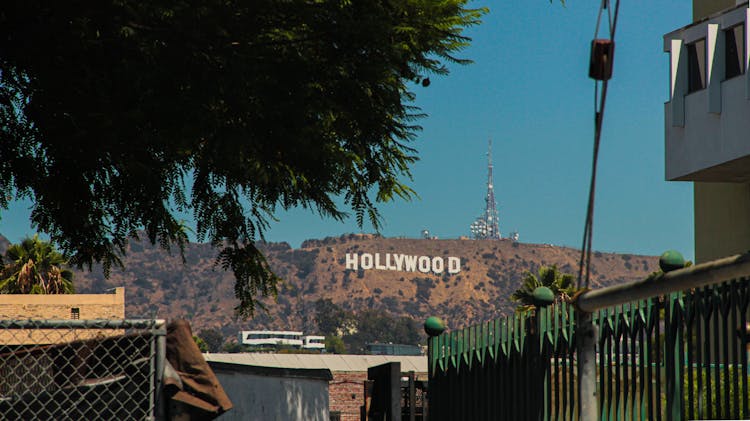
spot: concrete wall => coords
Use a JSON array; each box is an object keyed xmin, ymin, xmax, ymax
[
  {"xmin": 664, "ymin": 78, "xmax": 750, "ymax": 182},
  {"xmin": 213, "ymin": 369, "xmax": 330, "ymax": 421},
  {"xmin": 694, "ymin": 182, "xmax": 750, "ymax": 263},
  {"xmin": 0, "ymin": 287, "xmax": 125, "ymax": 319},
  {"xmin": 0, "ymin": 287, "xmax": 125, "ymax": 344}
]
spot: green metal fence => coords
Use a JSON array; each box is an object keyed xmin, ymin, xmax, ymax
[
  {"xmin": 428, "ymin": 303, "xmax": 578, "ymax": 420},
  {"xmin": 428, "ymin": 278, "xmax": 750, "ymax": 420},
  {"xmin": 598, "ymin": 279, "xmax": 750, "ymax": 421}
]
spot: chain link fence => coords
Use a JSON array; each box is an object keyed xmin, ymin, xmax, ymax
[{"xmin": 0, "ymin": 319, "xmax": 166, "ymax": 420}]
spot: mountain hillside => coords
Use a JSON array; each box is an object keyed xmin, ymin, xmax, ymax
[{"xmin": 0, "ymin": 233, "xmax": 659, "ymax": 338}]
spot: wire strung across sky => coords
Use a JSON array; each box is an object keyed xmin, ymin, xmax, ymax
[{"xmin": 578, "ymin": 0, "xmax": 622, "ymax": 290}]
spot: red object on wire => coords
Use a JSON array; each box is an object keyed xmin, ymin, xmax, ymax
[{"xmin": 589, "ymin": 39, "xmax": 615, "ymax": 81}]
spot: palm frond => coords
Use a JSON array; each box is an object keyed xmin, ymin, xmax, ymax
[
  {"xmin": 0, "ymin": 236, "xmax": 74, "ymax": 295},
  {"xmin": 511, "ymin": 265, "xmax": 575, "ymax": 310}
]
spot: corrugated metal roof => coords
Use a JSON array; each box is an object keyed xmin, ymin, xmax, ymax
[{"xmin": 203, "ymin": 353, "xmax": 427, "ymax": 373}]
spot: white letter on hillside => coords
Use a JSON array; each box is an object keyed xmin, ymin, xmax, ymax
[
  {"xmin": 345, "ymin": 253, "xmax": 358, "ymax": 270},
  {"xmin": 385, "ymin": 253, "xmax": 395, "ymax": 270},
  {"xmin": 404, "ymin": 255, "xmax": 418, "ymax": 272},
  {"xmin": 432, "ymin": 257, "xmax": 444, "ymax": 274},
  {"xmin": 448, "ymin": 257, "xmax": 461, "ymax": 274},
  {"xmin": 361, "ymin": 253, "xmax": 373, "ymax": 270},
  {"xmin": 418, "ymin": 256, "xmax": 430, "ymax": 273},
  {"xmin": 393, "ymin": 254, "xmax": 405, "ymax": 271},
  {"xmin": 375, "ymin": 253, "xmax": 386, "ymax": 270}
]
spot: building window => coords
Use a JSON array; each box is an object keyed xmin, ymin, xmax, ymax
[
  {"xmin": 70, "ymin": 308, "xmax": 80, "ymax": 319},
  {"xmin": 725, "ymin": 24, "xmax": 745, "ymax": 79},
  {"xmin": 687, "ymin": 39, "xmax": 706, "ymax": 92}
]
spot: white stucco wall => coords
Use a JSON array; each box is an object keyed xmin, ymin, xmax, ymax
[{"xmin": 213, "ymin": 369, "xmax": 330, "ymax": 421}]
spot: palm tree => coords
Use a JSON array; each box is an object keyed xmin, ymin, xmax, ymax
[
  {"xmin": 511, "ymin": 265, "xmax": 575, "ymax": 311},
  {"xmin": 0, "ymin": 235, "xmax": 74, "ymax": 294}
]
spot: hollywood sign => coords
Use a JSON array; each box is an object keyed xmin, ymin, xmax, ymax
[{"xmin": 345, "ymin": 253, "xmax": 461, "ymax": 274}]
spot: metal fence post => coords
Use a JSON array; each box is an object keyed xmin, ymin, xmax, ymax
[
  {"xmin": 153, "ymin": 320, "xmax": 167, "ymax": 421},
  {"xmin": 577, "ymin": 311, "xmax": 597, "ymax": 421},
  {"xmin": 426, "ymin": 336, "xmax": 433, "ymax": 421}
]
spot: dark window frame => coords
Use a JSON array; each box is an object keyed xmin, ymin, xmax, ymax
[
  {"xmin": 687, "ymin": 38, "xmax": 707, "ymax": 93},
  {"xmin": 725, "ymin": 24, "xmax": 746, "ymax": 80}
]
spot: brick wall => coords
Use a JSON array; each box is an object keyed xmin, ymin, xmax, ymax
[
  {"xmin": 329, "ymin": 372, "xmax": 366, "ymax": 421},
  {"xmin": 329, "ymin": 371, "xmax": 428, "ymax": 421},
  {"xmin": 0, "ymin": 287, "xmax": 125, "ymax": 344}
]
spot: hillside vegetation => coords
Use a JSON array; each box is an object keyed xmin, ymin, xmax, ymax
[{"xmin": 0, "ymin": 234, "xmax": 659, "ymax": 341}]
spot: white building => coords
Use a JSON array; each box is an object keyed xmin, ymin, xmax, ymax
[
  {"xmin": 239, "ymin": 330, "xmax": 303, "ymax": 348},
  {"xmin": 239, "ymin": 330, "xmax": 325, "ymax": 350},
  {"xmin": 303, "ymin": 335, "xmax": 325, "ymax": 350},
  {"xmin": 663, "ymin": 0, "xmax": 750, "ymax": 263}
]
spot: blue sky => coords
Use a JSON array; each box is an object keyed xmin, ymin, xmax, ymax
[{"xmin": 0, "ymin": 0, "xmax": 696, "ymax": 260}]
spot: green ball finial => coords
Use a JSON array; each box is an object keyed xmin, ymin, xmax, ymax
[
  {"xmin": 532, "ymin": 286, "xmax": 555, "ymax": 307},
  {"xmin": 659, "ymin": 250, "xmax": 685, "ymax": 273},
  {"xmin": 424, "ymin": 316, "xmax": 446, "ymax": 337}
]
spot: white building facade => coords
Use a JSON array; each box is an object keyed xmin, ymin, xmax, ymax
[
  {"xmin": 239, "ymin": 330, "xmax": 325, "ymax": 350},
  {"xmin": 664, "ymin": 1, "xmax": 750, "ymax": 263}
]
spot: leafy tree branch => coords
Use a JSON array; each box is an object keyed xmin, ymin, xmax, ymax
[{"xmin": 0, "ymin": 0, "xmax": 486, "ymax": 317}]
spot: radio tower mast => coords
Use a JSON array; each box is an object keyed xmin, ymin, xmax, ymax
[{"xmin": 470, "ymin": 140, "xmax": 501, "ymax": 239}]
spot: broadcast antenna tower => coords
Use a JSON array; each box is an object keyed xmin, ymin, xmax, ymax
[{"xmin": 470, "ymin": 140, "xmax": 501, "ymax": 239}]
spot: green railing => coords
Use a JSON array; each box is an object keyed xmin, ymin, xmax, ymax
[
  {"xmin": 429, "ymin": 303, "xmax": 579, "ymax": 420},
  {"xmin": 428, "ymin": 259, "xmax": 750, "ymax": 420}
]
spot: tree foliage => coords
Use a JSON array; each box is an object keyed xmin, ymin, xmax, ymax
[
  {"xmin": 315, "ymin": 298, "xmax": 356, "ymax": 336},
  {"xmin": 0, "ymin": 235, "xmax": 74, "ymax": 294},
  {"xmin": 221, "ymin": 341, "xmax": 248, "ymax": 353},
  {"xmin": 324, "ymin": 335, "xmax": 346, "ymax": 354},
  {"xmin": 345, "ymin": 309, "xmax": 422, "ymax": 353},
  {"xmin": 510, "ymin": 265, "xmax": 575, "ymax": 311},
  {"xmin": 0, "ymin": 1, "xmax": 486, "ymax": 318},
  {"xmin": 197, "ymin": 328, "xmax": 225, "ymax": 353},
  {"xmin": 192, "ymin": 335, "xmax": 209, "ymax": 353},
  {"xmin": 315, "ymin": 299, "xmax": 422, "ymax": 353}
]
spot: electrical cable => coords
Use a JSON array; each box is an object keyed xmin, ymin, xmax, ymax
[{"xmin": 577, "ymin": 0, "xmax": 622, "ymax": 290}]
